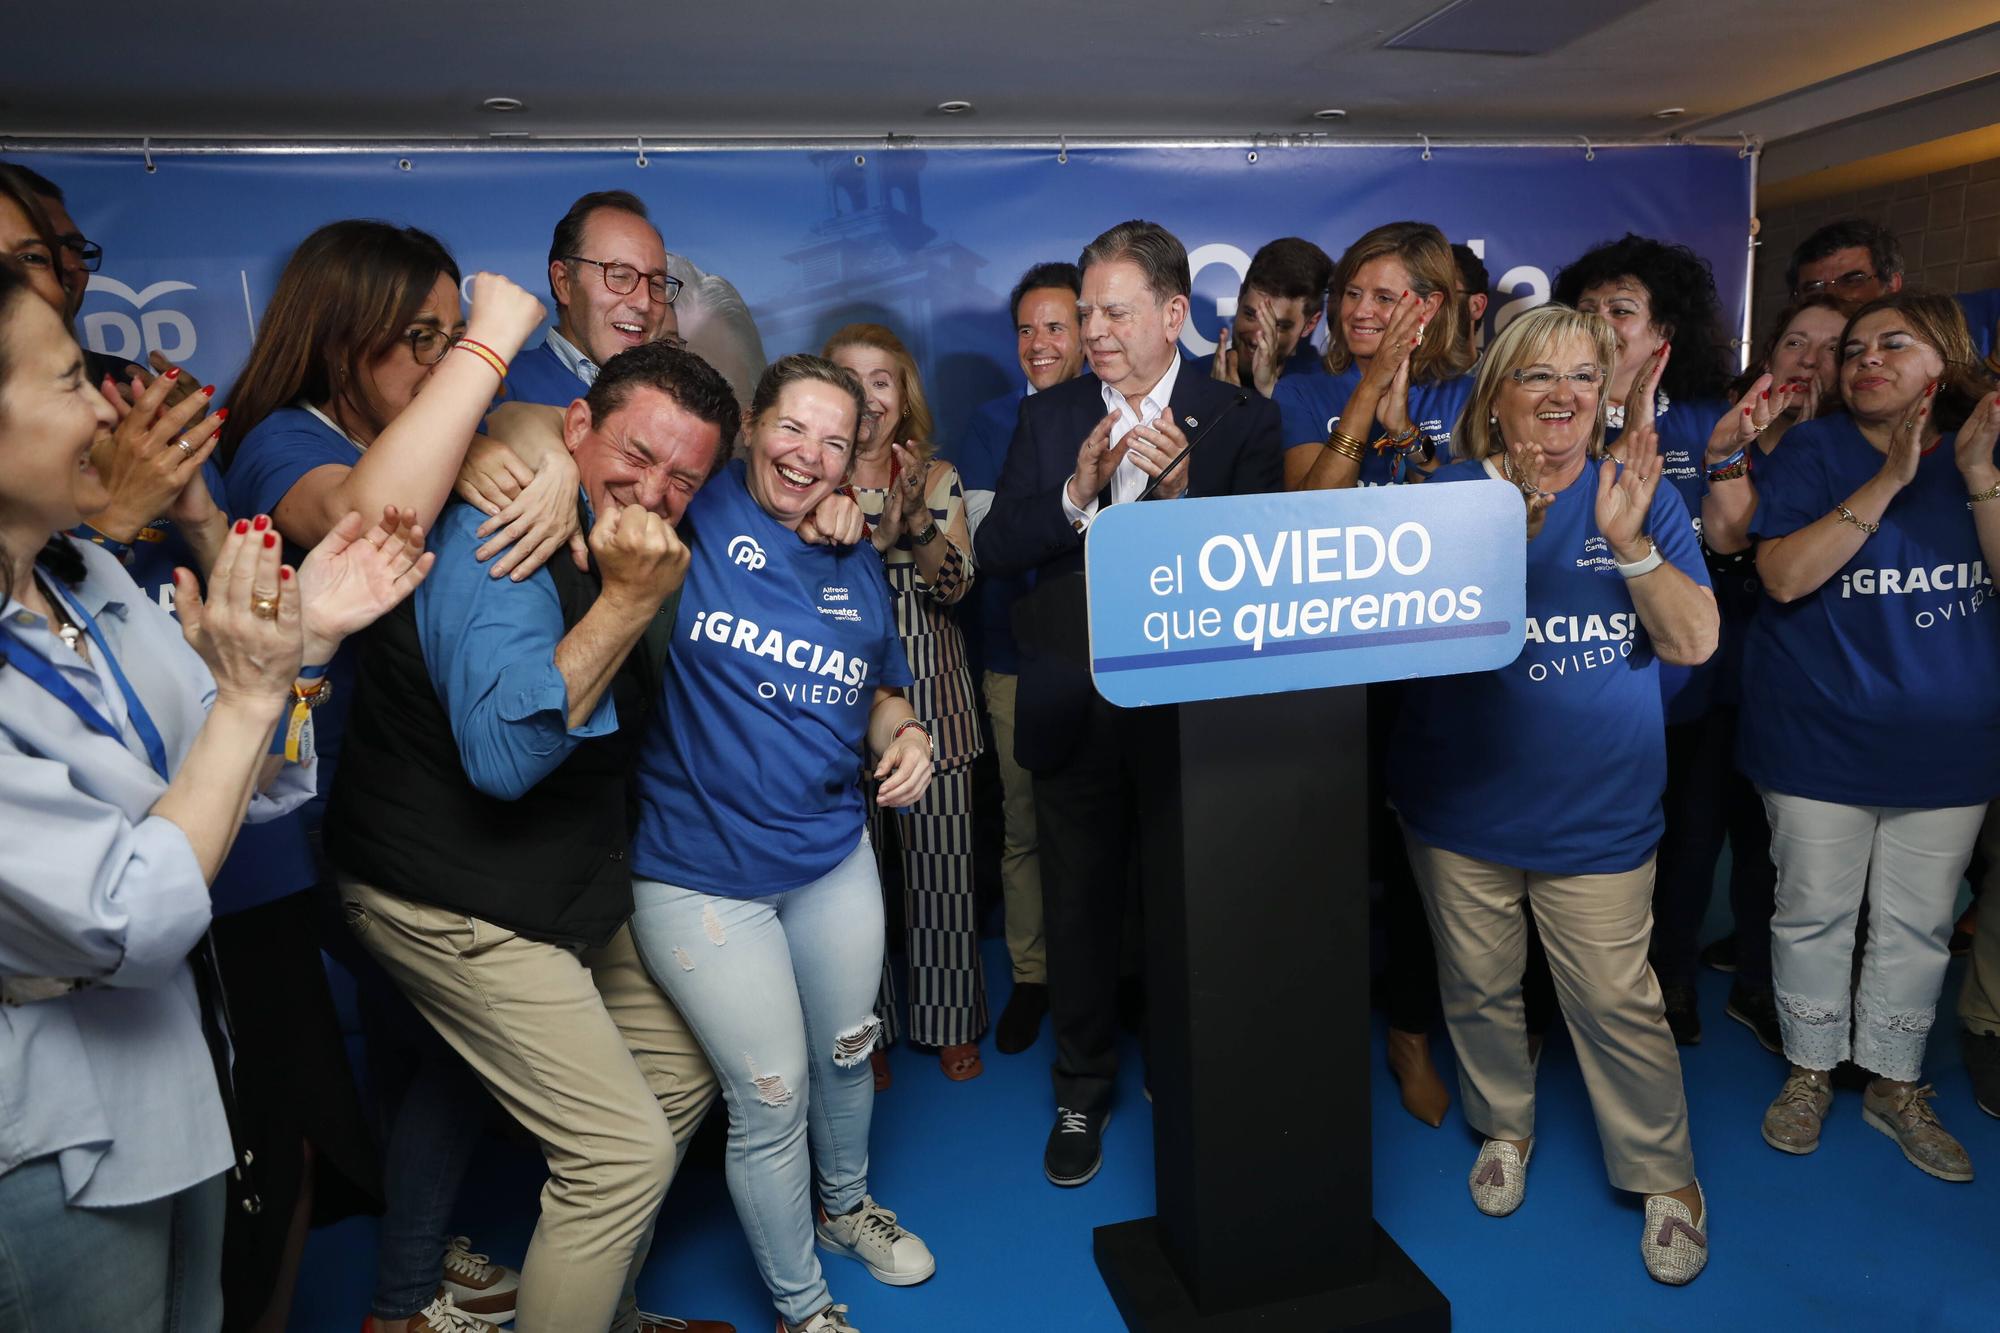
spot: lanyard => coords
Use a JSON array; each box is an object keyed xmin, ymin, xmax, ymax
[{"xmin": 0, "ymin": 581, "xmax": 170, "ymax": 780}]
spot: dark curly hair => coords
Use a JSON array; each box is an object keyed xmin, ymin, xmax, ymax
[{"xmin": 1552, "ymin": 233, "xmax": 1733, "ymax": 402}]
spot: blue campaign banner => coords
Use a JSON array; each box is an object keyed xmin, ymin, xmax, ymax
[
  {"xmin": 15, "ymin": 144, "xmax": 1750, "ymax": 445},
  {"xmin": 1085, "ymin": 482, "xmax": 1527, "ymax": 707}
]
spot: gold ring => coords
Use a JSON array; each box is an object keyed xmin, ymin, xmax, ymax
[
  {"xmin": 175, "ymin": 437, "xmax": 195, "ymax": 458},
  {"xmin": 251, "ymin": 594, "xmax": 280, "ymax": 621}
]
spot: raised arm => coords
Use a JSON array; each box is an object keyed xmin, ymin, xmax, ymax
[{"xmin": 273, "ymin": 275, "xmax": 547, "ymax": 548}]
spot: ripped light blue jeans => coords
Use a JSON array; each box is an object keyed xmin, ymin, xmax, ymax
[{"xmin": 629, "ymin": 834, "xmax": 885, "ymax": 1326}]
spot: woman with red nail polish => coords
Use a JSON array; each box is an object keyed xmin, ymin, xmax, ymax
[
  {"xmin": 0, "ymin": 260, "xmax": 432, "ymax": 1331},
  {"xmin": 1554, "ymin": 234, "xmax": 1743, "ymax": 1048},
  {"xmin": 1741, "ymin": 292, "xmax": 2000, "ymax": 1185}
]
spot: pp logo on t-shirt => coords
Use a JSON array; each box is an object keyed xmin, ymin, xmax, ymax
[{"xmin": 727, "ymin": 535, "xmax": 768, "ymax": 572}]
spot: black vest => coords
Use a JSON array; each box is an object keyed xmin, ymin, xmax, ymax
[{"xmin": 325, "ymin": 538, "xmax": 659, "ymax": 948}]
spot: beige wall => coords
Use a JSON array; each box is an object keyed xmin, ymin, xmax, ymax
[{"xmin": 1753, "ymin": 155, "xmax": 2000, "ymax": 343}]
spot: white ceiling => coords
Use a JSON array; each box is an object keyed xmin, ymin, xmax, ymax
[{"xmin": 4, "ymin": 1, "xmax": 1996, "ymax": 185}]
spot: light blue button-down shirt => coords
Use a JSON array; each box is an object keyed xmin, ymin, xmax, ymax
[
  {"xmin": 0, "ymin": 541, "xmax": 316, "ymax": 1207},
  {"xmin": 545, "ymin": 327, "xmax": 600, "ymax": 389}
]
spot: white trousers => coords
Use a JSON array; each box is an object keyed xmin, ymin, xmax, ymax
[{"xmin": 1762, "ymin": 790, "xmax": 1985, "ymax": 1081}]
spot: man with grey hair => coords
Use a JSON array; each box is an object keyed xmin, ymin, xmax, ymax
[{"xmin": 976, "ymin": 218, "xmax": 1283, "ymax": 1186}]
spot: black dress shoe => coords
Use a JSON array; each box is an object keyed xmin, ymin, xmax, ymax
[
  {"xmin": 995, "ymin": 982, "xmax": 1048, "ymax": 1055},
  {"xmin": 1724, "ymin": 984, "xmax": 1783, "ymax": 1055},
  {"xmin": 1044, "ymin": 1107, "xmax": 1109, "ymax": 1187},
  {"xmin": 1699, "ymin": 937, "xmax": 1738, "ymax": 974},
  {"xmin": 1964, "ymin": 1030, "xmax": 2000, "ymax": 1118},
  {"xmin": 1662, "ymin": 983, "xmax": 1702, "ymax": 1046}
]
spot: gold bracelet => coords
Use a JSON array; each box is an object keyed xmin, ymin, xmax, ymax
[
  {"xmin": 1835, "ymin": 504, "xmax": 1880, "ymax": 535},
  {"xmin": 1967, "ymin": 482, "xmax": 2000, "ymax": 507},
  {"xmin": 1324, "ymin": 428, "xmax": 1366, "ymax": 462}
]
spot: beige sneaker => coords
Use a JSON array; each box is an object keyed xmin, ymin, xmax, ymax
[
  {"xmin": 1862, "ymin": 1082, "xmax": 1974, "ymax": 1182},
  {"xmin": 1761, "ymin": 1068, "xmax": 1833, "ymax": 1155},
  {"xmin": 1467, "ymin": 1139, "xmax": 1532, "ymax": 1217},
  {"xmin": 1641, "ymin": 1183, "xmax": 1708, "ymax": 1286}
]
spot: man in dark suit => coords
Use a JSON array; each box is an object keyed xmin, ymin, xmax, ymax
[{"xmin": 975, "ymin": 219, "xmax": 1284, "ymax": 1186}]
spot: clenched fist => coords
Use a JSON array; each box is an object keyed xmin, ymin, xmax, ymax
[{"xmin": 591, "ymin": 503, "xmax": 690, "ymax": 614}]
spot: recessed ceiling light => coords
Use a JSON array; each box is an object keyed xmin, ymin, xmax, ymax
[
  {"xmin": 1652, "ymin": 107, "xmax": 1685, "ymax": 120},
  {"xmin": 482, "ymin": 97, "xmax": 525, "ymax": 113},
  {"xmin": 1313, "ymin": 108, "xmax": 1348, "ymax": 120},
  {"xmin": 936, "ymin": 100, "xmax": 974, "ymax": 115}
]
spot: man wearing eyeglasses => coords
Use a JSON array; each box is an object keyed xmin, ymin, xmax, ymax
[
  {"xmin": 503, "ymin": 190, "xmax": 686, "ymax": 408},
  {"xmin": 1787, "ymin": 218, "xmax": 1998, "ymax": 364}
]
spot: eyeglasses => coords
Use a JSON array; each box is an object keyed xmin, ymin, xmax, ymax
[
  {"xmin": 564, "ymin": 256, "xmax": 681, "ymax": 305},
  {"xmin": 1509, "ymin": 367, "xmax": 1604, "ymax": 392},
  {"xmin": 405, "ymin": 327, "xmax": 462, "ymax": 365},
  {"xmin": 55, "ymin": 234, "xmax": 103, "ymax": 273},
  {"xmin": 1794, "ymin": 270, "xmax": 1877, "ymax": 298}
]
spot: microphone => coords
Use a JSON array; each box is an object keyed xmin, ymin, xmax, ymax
[{"xmin": 1136, "ymin": 389, "xmax": 1251, "ymax": 502}]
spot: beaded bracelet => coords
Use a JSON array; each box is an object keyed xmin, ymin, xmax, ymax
[{"xmin": 1707, "ymin": 458, "xmax": 1752, "ymax": 483}]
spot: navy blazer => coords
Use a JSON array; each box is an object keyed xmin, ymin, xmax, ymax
[{"xmin": 974, "ymin": 364, "xmax": 1284, "ymax": 771}]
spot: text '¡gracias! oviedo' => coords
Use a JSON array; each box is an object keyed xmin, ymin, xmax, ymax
[{"xmin": 1141, "ymin": 522, "xmax": 1484, "ymax": 654}]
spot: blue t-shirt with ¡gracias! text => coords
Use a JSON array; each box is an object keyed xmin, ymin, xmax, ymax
[
  {"xmin": 1388, "ymin": 456, "xmax": 1711, "ymax": 875},
  {"xmin": 631, "ymin": 460, "xmax": 913, "ymax": 897},
  {"xmin": 1270, "ymin": 363, "xmax": 1476, "ymax": 487},
  {"xmin": 1738, "ymin": 413, "xmax": 2000, "ymax": 809}
]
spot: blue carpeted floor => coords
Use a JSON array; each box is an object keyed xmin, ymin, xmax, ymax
[{"xmin": 295, "ymin": 936, "xmax": 2000, "ymax": 1332}]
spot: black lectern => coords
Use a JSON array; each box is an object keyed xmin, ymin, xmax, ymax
[
  {"xmin": 1079, "ymin": 476, "xmax": 1527, "ymax": 1331},
  {"xmin": 1092, "ymin": 686, "xmax": 1450, "ymax": 1331}
]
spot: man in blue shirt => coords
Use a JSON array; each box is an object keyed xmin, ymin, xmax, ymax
[
  {"xmin": 503, "ymin": 190, "xmax": 684, "ymax": 408},
  {"xmin": 327, "ymin": 342, "xmax": 741, "ymax": 1333},
  {"xmin": 949, "ymin": 260, "xmax": 1087, "ymax": 1055},
  {"xmin": 1188, "ymin": 236, "xmax": 1332, "ymax": 398}
]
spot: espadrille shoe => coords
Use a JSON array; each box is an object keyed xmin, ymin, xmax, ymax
[
  {"xmin": 1467, "ymin": 1138, "xmax": 1532, "ymax": 1217},
  {"xmin": 1641, "ymin": 1183, "xmax": 1708, "ymax": 1285}
]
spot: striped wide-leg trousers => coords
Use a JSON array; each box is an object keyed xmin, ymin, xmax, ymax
[{"xmin": 872, "ymin": 765, "xmax": 989, "ymax": 1047}]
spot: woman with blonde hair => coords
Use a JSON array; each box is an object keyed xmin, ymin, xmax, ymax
[
  {"xmin": 1386, "ymin": 302, "xmax": 1717, "ymax": 1284},
  {"xmin": 822, "ymin": 322, "xmax": 987, "ymax": 1084},
  {"xmin": 1278, "ymin": 219, "xmax": 1476, "ymax": 492}
]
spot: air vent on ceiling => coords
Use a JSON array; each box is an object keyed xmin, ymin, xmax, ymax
[{"xmin": 1384, "ymin": 0, "xmax": 1656, "ymax": 56}]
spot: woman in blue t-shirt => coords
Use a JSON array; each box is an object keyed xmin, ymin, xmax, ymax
[
  {"xmin": 1739, "ymin": 293, "xmax": 2000, "ymax": 1184},
  {"xmin": 1553, "ymin": 235, "xmax": 1741, "ymax": 1045},
  {"xmin": 220, "ymin": 224, "xmax": 555, "ymax": 1330},
  {"xmin": 1276, "ymin": 220, "xmax": 1476, "ymax": 491},
  {"xmin": 627, "ymin": 355, "xmax": 939, "ymax": 1333},
  {"xmin": 1388, "ymin": 304, "xmax": 1718, "ymax": 1285}
]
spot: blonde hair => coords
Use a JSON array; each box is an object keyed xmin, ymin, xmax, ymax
[
  {"xmin": 1324, "ymin": 221, "xmax": 1475, "ymax": 382},
  {"xmin": 1454, "ymin": 304, "xmax": 1617, "ymax": 463},
  {"xmin": 820, "ymin": 322, "xmax": 936, "ymax": 463}
]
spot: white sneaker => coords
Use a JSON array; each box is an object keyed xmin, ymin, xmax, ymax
[
  {"xmin": 815, "ymin": 1196, "xmax": 936, "ymax": 1286},
  {"xmin": 782, "ymin": 1303, "xmax": 859, "ymax": 1332},
  {"xmin": 1641, "ymin": 1183, "xmax": 1709, "ymax": 1285},
  {"xmin": 1467, "ymin": 1139, "xmax": 1532, "ymax": 1217},
  {"xmin": 437, "ymin": 1235, "xmax": 520, "ymax": 1324}
]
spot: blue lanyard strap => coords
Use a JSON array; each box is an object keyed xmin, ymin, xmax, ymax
[{"xmin": 0, "ymin": 583, "xmax": 170, "ymax": 780}]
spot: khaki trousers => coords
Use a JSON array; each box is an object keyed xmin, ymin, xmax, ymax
[
  {"xmin": 1403, "ymin": 832, "xmax": 1695, "ymax": 1195},
  {"xmin": 340, "ymin": 878, "xmax": 717, "ymax": 1333},
  {"xmin": 1958, "ymin": 798, "xmax": 2000, "ymax": 1037},
  {"xmin": 983, "ymin": 670, "xmax": 1045, "ymax": 983}
]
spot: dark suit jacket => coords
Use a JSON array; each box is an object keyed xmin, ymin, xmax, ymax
[{"xmin": 973, "ymin": 363, "xmax": 1284, "ymax": 772}]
